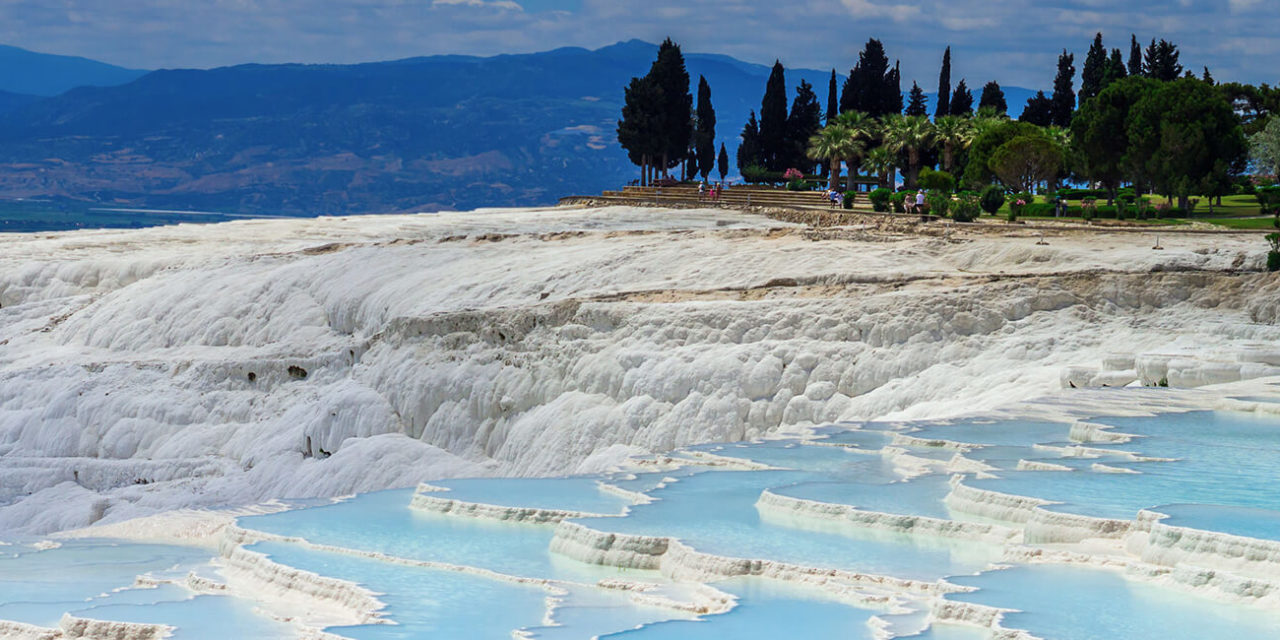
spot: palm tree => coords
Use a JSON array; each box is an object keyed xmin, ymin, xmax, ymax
[
  {"xmin": 882, "ymin": 114, "xmax": 935, "ymax": 189},
  {"xmin": 833, "ymin": 111, "xmax": 875, "ymax": 191},
  {"xmin": 808, "ymin": 125, "xmax": 852, "ymax": 191},
  {"xmin": 863, "ymin": 146, "xmax": 896, "ymax": 189},
  {"xmin": 933, "ymin": 115, "xmax": 975, "ymax": 173}
]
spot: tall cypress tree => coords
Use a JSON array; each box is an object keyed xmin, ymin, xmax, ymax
[
  {"xmin": 887, "ymin": 61, "xmax": 903, "ymax": 115},
  {"xmin": 905, "ymin": 82, "xmax": 929, "ymax": 116},
  {"xmin": 786, "ymin": 80, "xmax": 823, "ymax": 171},
  {"xmin": 949, "ymin": 79, "xmax": 974, "ymax": 116},
  {"xmin": 1128, "ymin": 35, "xmax": 1143, "ymax": 77},
  {"xmin": 649, "ymin": 38, "xmax": 692, "ymax": 176},
  {"xmin": 758, "ymin": 61, "xmax": 789, "ymax": 171},
  {"xmin": 1080, "ymin": 33, "xmax": 1107, "ymax": 103},
  {"xmin": 826, "ymin": 70, "xmax": 838, "ymax": 123},
  {"xmin": 717, "ymin": 143, "xmax": 729, "ymax": 181},
  {"xmin": 1049, "ymin": 50, "xmax": 1076, "ymax": 127},
  {"xmin": 737, "ymin": 110, "xmax": 763, "ymax": 172},
  {"xmin": 935, "ymin": 47, "xmax": 952, "ymax": 118},
  {"xmin": 979, "ymin": 81, "xmax": 1007, "ymax": 115},
  {"xmin": 1202, "ymin": 66, "xmax": 1215, "ymax": 86},
  {"xmin": 694, "ymin": 75, "xmax": 716, "ymax": 181}
]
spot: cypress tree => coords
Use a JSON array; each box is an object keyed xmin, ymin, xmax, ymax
[
  {"xmin": 649, "ymin": 39, "xmax": 692, "ymax": 176},
  {"xmin": 1203, "ymin": 66, "xmax": 1215, "ymax": 86},
  {"xmin": 1144, "ymin": 39, "xmax": 1183, "ymax": 81},
  {"xmin": 978, "ymin": 81, "xmax": 1007, "ymax": 115},
  {"xmin": 826, "ymin": 70, "xmax": 838, "ymax": 123},
  {"xmin": 617, "ymin": 75, "xmax": 664, "ymax": 185},
  {"xmin": 1128, "ymin": 35, "xmax": 1143, "ymax": 77},
  {"xmin": 949, "ymin": 79, "xmax": 974, "ymax": 116},
  {"xmin": 887, "ymin": 61, "xmax": 903, "ymax": 115},
  {"xmin": 1049, "ymin": 50, "xmax": 1076, "ymax": 127},
  {"xmin": 759, "ymin": 61, "xmax": 790, "ymax": 171},
  {"xmin": 1102, "ymin": 48, "xmax": 1127, "ymax": 90},
  {"xmin": 694, "ymin": 76, "xmax": 716, "ymax": 180},
  {"xmin": 905, "ymin": 82, "xmax": 929, "ymax": 116},
  {"xmin": 786, "ymin": 79, "xmax": 823, "ymax": 171},
  {"xmin": 936, "ymin": 47, "xmax": 951, "ymax": 118},
  {"xmin": 718, "ymin": 143, "xmax": 729, "ymax": 181},
  {"xmin": 1080, "ymin": 32, "xmax": 1107, "ymax": 103},
  {"xmin": 842, "ymin": 40, "xmax": 899, "ymax": 118},
  {"xmin": 737, "ymin": 110, "xmax": 763, "ymax": 172},
  {"xmin": 1020, "ymin": 91, "xmax": 1053, "ymax": 126}
]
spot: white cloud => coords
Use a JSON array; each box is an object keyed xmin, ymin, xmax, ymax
[{"xmin": 431, "ymin": 0, "xmax": 524, "ymax": 9}]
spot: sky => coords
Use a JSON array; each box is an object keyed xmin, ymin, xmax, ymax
[{"xmin": 0, "ymin": 0, "xmax": 1274, "ymax": 90}]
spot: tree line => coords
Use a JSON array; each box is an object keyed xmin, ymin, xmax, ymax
[{"xmin": 619, "ymin": 34, "xmax": 1278, "ymax": 213}]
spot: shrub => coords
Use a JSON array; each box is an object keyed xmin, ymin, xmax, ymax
[
  {"xmin": 951, "ymin": 192, "xmax": 981, "ymax": 222},
  {"xmin": 890, "ymin": 191, "xmax": 908, "ymax": 213},
  {"xmin": 1256, "ymin": 186, "xmax": 1280, "ymax": 216},
  {"xmin": 741, "ymin": 165, "xmax": 771, "ymax": 184},
  {"xmin": 1008, "ymin": 195, "xmax": 1028, "ymax": 219},
  {"xmin": 918, "ymin": 168, "xmax": 956, "ymax": 193},
  {"xmin": 869, "ymin": 188, "xmax": 892, "ymax": 212},
  {"xmin": 1056, "ymin": 188, "xmax": 1108, "ymax": 201},
  {"xmin": 842, "ymin": 191, "xmax": 857, "ymax": 210},
  {"xmin": 926, "ymin": 191, "xmax": 951, "ymax": 218},
  {"xmin": 1023, "ymin": 203, "xmax": 1056, "ymax": 217},
  {"xmin": 783, "ymin": 168, "xmax": 804, "ymax": 181},
  {"xmin": 786, "ymin": 179, "xmax": 805, "ymax": 191},
  {"xmin": 1268, "ymin": 233, "xmax": 1280, "ymax": 272},
  {"xmin": 979, "ymin": 186, "xmax": 1006, "ymax": 215},
  {"xmin": 1081, "ymin": 197, "xmax": 1097, "ymax": 221}
]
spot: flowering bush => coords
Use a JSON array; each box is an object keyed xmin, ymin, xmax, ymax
[
  {"xmin": 1081, "ymin": 197, "xmax": 1097, "ymax": 221},
  {"xmin": 1154, "ymin": 202, "xmax": 1171, "ymax": 218},
  {"xmin": 1008, "ymin": 197, "xmax": 1027, "ymax": 221},
  {"xmin": 783, "ymin": 168, "xmax": 804, "ymax": 181}
]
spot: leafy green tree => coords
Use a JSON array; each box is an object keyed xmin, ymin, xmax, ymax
[
  {"xmin": 1071, "ymin": 76, "xmax": 1157, "ymax": 203},
  {"xmin": 1020, "ymin": 91, "xmax": 1053, "ymax": 126},
  {"xmin": 934, "ymin": 115, "xmax": 975, "ymax": 173},
  {"xmin": 759, "ymin": 61, "xmax": 790, "ymax": 171},
  {"xmin": 936, "ymin": 46, "xmax": 951, "ymax": 118},
  {"xmin": 1250, "ymin": 116, "xmax": 1280, "ymax": 176},
  {"xmin": 694, "ymin": 76, "xmax": 716, "ymax": 181},
  {"xmin": 949, "ymin": 79, "xmax": 974, "ymax": 116},
  {"xmin": 979, "ymin": 185, "xmax": 1006, "ymax": 214},
  {"xmin": 1050, "ymin": 50, "xmax": 1076, "ymax": 127},
  {"xmin": 718, "ymin": 143, "xmax": 729, "ymax": 182},
  {"xmin": 963, "ymin": 119, "xmax": 1047, "ymax": 187},
  {"xmin": 979, "ymin": 82, "xmax": 1007, "ymax": 115},
  {"xmin": 1128, "ymin": 78, "xmax": 1245, "ymax": 210},
  {"xmin": 1143, "ymin": 39, "xmax": 1183, "ymax": 81},
  {"xmin": 989, "ymin": 134, "xmax": 1065, "ymax": 193},
  {"xmin": 1128, "ymin": 34, "xmax": 1143, "ymax": 77},
  {"xmin": 883, "ymin": 114, "xmax": 935, "ymax": 188},
  {"xmin": 786, "ymin": 79, "xmax": 823, "ymax": 172},
  {"xmin": 1080, "ymin": 33, "xmax": 1107, "ymax": 103},
  {"xmin": 906, "ymin": 82, "xmax": 929, "ymax": 116}
]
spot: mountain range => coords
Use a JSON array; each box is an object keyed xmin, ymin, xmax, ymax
[{"xmin": 0, "ymin": 41, "xmax": 1034, "ymax": 216}]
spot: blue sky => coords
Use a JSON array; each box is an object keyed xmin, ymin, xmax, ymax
[{"xmin": 0, "ymin": 0, "xmax": 1273, "ymax": 90}]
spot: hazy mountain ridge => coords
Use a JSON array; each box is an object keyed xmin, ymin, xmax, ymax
[{"xmin": 0, "ymin": 41, "xmax": 1033, "ymax": 216}]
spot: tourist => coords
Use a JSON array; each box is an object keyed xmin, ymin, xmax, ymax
[
  {"xmin": 915, "ymin": 189, "xmax": 926, "ymax": 214},
  {"xmin": 698, "ymin": 182, "xmax": 705, "ymax": 200}
]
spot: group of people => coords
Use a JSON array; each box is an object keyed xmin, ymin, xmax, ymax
[
  {"xmin": 697, "ymin": 181, "xmax": 726, "ymax": 201},
  {"xmin": 824, "ymin": 189, "xmax": 843, "ymax": 208},
  {"xmin": 905, "ymin": 189, "xmax": 927, "ymax": 214}
]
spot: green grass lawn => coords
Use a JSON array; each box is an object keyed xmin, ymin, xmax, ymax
[
  {"xmin": 983, "ymin": 192, "xmax": 1270, "ymax": 228},
  {"xmin": 1203, "ymin": 217, "xmax": 1279, "ymax": 230}
]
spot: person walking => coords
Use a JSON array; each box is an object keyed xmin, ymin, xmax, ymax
[{"xmin": 914, "ymin": 189, "xmax": 926, "ymax": 214}]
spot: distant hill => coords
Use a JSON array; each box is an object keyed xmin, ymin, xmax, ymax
[
  {"xmin": 0, "ymin": 42, "xmax": 1039, "ymax": 216},
  {"xmin": 0, "ymin": 44, "xmax": 146, "ymax": 96}
]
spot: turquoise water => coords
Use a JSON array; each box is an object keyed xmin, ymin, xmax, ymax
[
  {"xmin": 946, "ymin": 564, "xmax": 1280, "ymax": 639},
  {"xmin": 425, "ymin": 476, "xmax": 634, "ymax": 514},
  {"xmin": 249, "ymin": 541, "xmax": 553, "ymax": 639},
  {"xmin": 5, "ymin": 409, "xmax": 1280, "ymax": 638}
]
